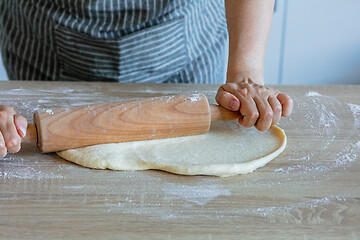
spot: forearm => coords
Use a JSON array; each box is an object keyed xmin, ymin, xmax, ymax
[{"xmin": 225, "ymin": 0, "xmax": 275, "ymax": 84}]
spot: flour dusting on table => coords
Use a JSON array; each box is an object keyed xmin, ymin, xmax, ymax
[
  {"xmin": 273, "ymin": 90, "xmax": 360, "ymax": 179},
  {"xmin": 1, "ymin": 86, "xmax": 359, "ymax": 223},
  {"xmin": 0, "ymin": 156, "xmax": 64, "ymax": 180}
]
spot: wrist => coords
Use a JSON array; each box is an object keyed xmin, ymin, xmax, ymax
[
  {"xmin": 226, "ymin": 69, "xmax": 264, "ymax": 86},
  {"xmin": 226, "ymin": 56, "xmax": 264, "ymax": 84}
]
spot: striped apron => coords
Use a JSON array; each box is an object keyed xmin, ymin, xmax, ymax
[{"xmin": 0, "ymin": 0, "xmax": 228, "ymax": 83}]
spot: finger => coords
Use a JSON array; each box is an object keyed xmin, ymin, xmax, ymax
[
  {"xmin": 238, "ymin": 97, "xmax": 259, "ymax": 128},
  {"xmin": 215, "ymin": 88, "xmax": 240, "ymax": 111},
  {"xmin": 14, "ymin": 114, "xmax": 28, "ymax": 137},
  {"xmin": 277, "ymin": 93, "xmax": 294, "ymax": 117},
  {"xmin": 268, "ymin": 96, "xmax": 282, "ymax": 125},
  {"xmin": 220, "ymin": 84, "xmax": 260, "ymax": 128},
  {"xmin": 254, "ymin": 96, "xmax": 273, "ymax": 131},
  {"xmin": 0, "ymin": 111, "xmax": 21, "ymax": 153},
  {"xmin": 0, "ymin": 132, "xmax": 7, "ymax": 158}
]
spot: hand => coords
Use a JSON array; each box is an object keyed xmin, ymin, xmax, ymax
[
  {"xmin": 0, "ymin": 105, "xmax": 28, "ymax": 157},
  {"xmin": 215, "ymin": 78, "xmax": 293, "ymax": 131}
]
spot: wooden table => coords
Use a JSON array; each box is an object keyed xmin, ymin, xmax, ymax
[{"xmin": 0, "ymin": 82, "xmax": 359, "ymax": 239}]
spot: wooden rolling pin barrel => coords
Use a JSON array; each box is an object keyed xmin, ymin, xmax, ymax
[{"xmin": 23, "ymin": 93, "xmax": 241, "ymax": 153}]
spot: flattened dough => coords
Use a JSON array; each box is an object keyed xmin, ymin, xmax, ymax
[{"xmin": 57, "ymin": 121, "xmax": 286, "ymax": 177}]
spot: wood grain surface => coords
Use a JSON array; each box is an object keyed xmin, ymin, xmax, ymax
[
  {"xmin": 0, "ymin": 82, "xmax": 359, "ymax": 240},
  {"xmin": 32, "ymin": 93, "xmax": 212, "ymax": 152}
]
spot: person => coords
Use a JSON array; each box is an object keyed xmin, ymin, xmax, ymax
[{"xmin": 0, "ymin": 0, "xmax": 293, "ymax": 158}]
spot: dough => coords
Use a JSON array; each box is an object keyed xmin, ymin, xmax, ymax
[{"xmin": 57, "ymin": 121, "xmax": 286, "ymax": 177}]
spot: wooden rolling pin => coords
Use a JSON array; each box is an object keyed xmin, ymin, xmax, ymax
[{"xmin": 23, "ymin": 93, "xmax": 241, "ymax": 153}]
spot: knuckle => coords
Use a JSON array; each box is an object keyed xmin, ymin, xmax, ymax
[
  {"xmin": 274, "ymin": 105, "xmax": 282, "ymax": 113},
  {"xmin": 219, "ymin": 84, "xmax": 228, "ymax": 91},
  {"xmin": 0, "ymin": 111, "xmax": 9, "ymax": 120},
  {"xmin": 254, "ymin": 87, "xmax": 261, "ymax": 93},
  {"xmin": 3, "ymin": 106, "xmax": 15, "ymax": 113},
  {"xmin": 258, "ymin": 85, "xmax": 266, "ymax": 92},
  {"xmin": 264, "ymin": 111, "xmax": 273, "ymax": 120},
  {"xmin": 6, "ymin": 137, "xmax": 20, "ymax": 149},
  {"xmin": 237, "ymin": 88, "xmax": 248, "ymax": 97},
  {"xmin": 246, "ymin": 86, "xmax": 255, "ymax": 95},
  {"xmin": 6, "ymin": 122, "xmax": 15, "ymax": 130},
  {"xmin": 250, "ymin": 112, "xmax": 259, "ymax": 119},
  {"xmin": 271, "ymin": 88, "xmax": 279, "ymax": 95},
  {"xmin": 229, "ymin": 82, "xmax": 240, "ymax": 89},
  {"xmin": 261, "ymin": 91, "xmax": 269, "ymax": 98},
  {"xmin": 258, "ymin": 89, "xmax": 269, "ymax": 98}
]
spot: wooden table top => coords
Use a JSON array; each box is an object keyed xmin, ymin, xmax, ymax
[{"xmin": 0, "ymin": 82, "xmax": 359, "ymax": 239}]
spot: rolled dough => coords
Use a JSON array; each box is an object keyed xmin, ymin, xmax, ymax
[{"xmin": 57, "ymin": 121, "xmax": 286, "ymax": 177}]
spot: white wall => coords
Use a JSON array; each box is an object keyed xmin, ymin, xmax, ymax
[
  {"xmin": 281, "ymin": 0, "xmax": 360, "ymax": 84},
  {"xmin": 0, "ymin": 53, "xmax": 8, "ymax": 81}
]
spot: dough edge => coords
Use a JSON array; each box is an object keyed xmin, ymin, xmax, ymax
[{"xmin": 57, "ymin": 126, "xmax": 287, "ymax": 177}]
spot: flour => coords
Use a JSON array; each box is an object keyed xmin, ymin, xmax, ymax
[
  {"xmin": 164, "ymin": 95, "xmax": 174, "ymax": 102},
  {"xmin": 273, "ymin": 163, "xmax": 328, "ymax": 174},
  {"xmin": 0, "ymin": 151, "xmax": 66, "ymax": 180},
  {"xmin": 273, "ymin": 91, "xmax": 359, "ymax": 178},
  {"xmin": 92, "ymin": 172, "xmax": 232, "ymax": 219},
  {"xmin": 45, "ymin": 109, "xmax": 54, "ymax": 115},
  {"xmin": 99, "ymin": 170, "xmax": 351, "ymax": 221},
  {"xmin": 306, "ymin": 98, "xmax": 340, "ymax": 138},
  {"xmin": 0, "ymin": 160, "xmax": 64, "ymax": 180},
  {"xmin": 274, "ymin": 142, "xmax": 359, "ymax": 174},
  {"xmin": 306, "ymin": 91, "xmax": 323, "ymax": 97},
  {"xmin": 0, "ymin": 87, "xmax": 129, "ymax": 121},
  {"xmin": 333, "ymin": 141, "xmax": 359, "ymax": 168},
  {"xmin": 38, "ymin": 88, "xmax": 76, "ymax": 94},
  {"xmin": 37, "ymin": 99, "xmax": 52, "ymax": 104},
  {"xmin": 348, "ymin": 103, "xmax": 360, "ymax": 128},
  {"xmin": 0, "ymin": 88, "xmax": 45, "ymax": 96},
  {"xmin": 162, "ymin": 180, "xmax": 231, "ymax": 206},
  {"xmin": 245, "ymin": 195, "xmax": 347, "ymax": 224},
  {"xmin": 301, "ymin": 93, "xmax": 341, "ymax": 155},
  {"xmin": 287, "ymin": 153, "xmax": 314, "ymax": 162},
  {"xmin": 254, "ymin": 197, "xmax": 332, "ymax": 216},
  {"xmin": 186, "ymin": 93, "xmax": 202, "ymax": 102},
  {"xmin": 137, "ymin": 173, "xmax": 231, "ymax": 206}
]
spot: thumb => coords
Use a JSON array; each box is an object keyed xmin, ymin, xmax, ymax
[
  {"xmin": 14, "ymin": 114, "xmax": 28, "ymax": 137},
  {"xmin": 215, "ymin": 89, "xmax": 240, "ymax": 111}
]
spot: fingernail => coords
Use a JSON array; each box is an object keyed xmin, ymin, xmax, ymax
[
  {"xmin": 230, "ymin": 100, "xmax": 237, "ymax": 110},
  {"xmin": 19, "ymin": 126, "xmax": 27, "ymax": 137}
]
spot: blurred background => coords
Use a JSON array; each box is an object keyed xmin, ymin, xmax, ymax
[{"xmin": 1, "ymin": 0, "xmax": 360, "ymax": 84}]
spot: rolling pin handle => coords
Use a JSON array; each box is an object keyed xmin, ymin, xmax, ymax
[
  {"xmin": 22, "ymin": 124, "xmax": 38, "ymax": 144},
  {"xmin": 210, "ymin": 104, "xmax": 242, "ymax": 122}
]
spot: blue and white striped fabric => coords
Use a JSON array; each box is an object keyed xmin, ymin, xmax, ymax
[{"xmin": 0, "ymin": 0, "xmax": 228, "ymax": 83}]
